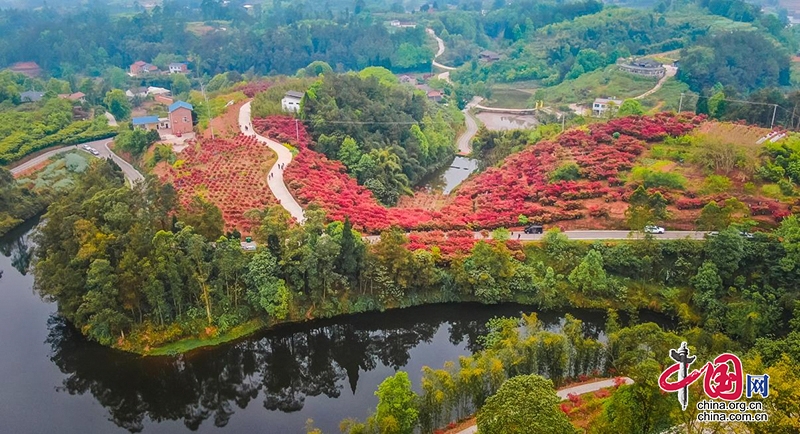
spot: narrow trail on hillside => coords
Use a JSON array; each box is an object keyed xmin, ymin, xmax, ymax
[
  {"xmin": 239, "ymin": 102, "xmax": 306, "ymax": 223},
  {"xmin": 633, "ymin": 65, "xmax": 677, "ymax": 100}
]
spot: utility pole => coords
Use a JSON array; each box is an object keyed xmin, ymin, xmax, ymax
[
  {"xmin": 771, "ymin": 104, "xmax": 778, "ymax": 129},
  {"xmin": 295, "ymin": 118, "xmax": 300, "ymax": 143},
  {"xmin": 678, "ymin": 93, "xmax": 684, "ymax": 113},
  {"xmin": 200, "ymin": 81, "xmax": 214, "ymax": 139},
  {"xmin": 561, "ymin": 113, "xmax": 565, "ymax": 132}
]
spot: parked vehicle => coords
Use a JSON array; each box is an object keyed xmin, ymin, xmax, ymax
[
  {"xmin": 524, "ymin": 225, "xmax": 544, "ymax": 234},
  {"xmin": 644, "ymin": 225, "xmax": 665, "ymax": 234}
]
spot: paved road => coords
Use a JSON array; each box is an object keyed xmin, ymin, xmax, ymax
[
  {"xmin": 427, "ymin": 28, "xmax": 457, "ymax": 71},
  {"xmin": 99, "ymin": 140, "xmax": 144, "ymax": 184},
  {"xmin": 366, "ymin": 230, "xmax": 709, "ymax": 243},
  {"xmin": 633, "ymin": 65, "xmax": 677, "ymax": 100},
  {"xmin": 501, "ymin": 230, "xmax": 709, "ymax": 241},
  {"xmin": 239, "ymin": 102, "xmax": 306, "ymax": 223},
  {"xmin": 9, "ymin": 138, "xmax": 143, "ymax": 184},
  {"xmin": 456, "ymin": 97, "xmax": 483, "ymax": 155},
  {"xmin": 556, "ymin": 377, "xmax": 633, "ymax": 399},
  {"xmin": 9, "ymin": 145, "xmax": 80, "ymax": 175},
  {"xmin": 456, "ymin": 377, "xmax": 634, "ymax": 434},
  {"xmin": 104, "ymin": 111, "xmax": 118, "ymax": 127}
]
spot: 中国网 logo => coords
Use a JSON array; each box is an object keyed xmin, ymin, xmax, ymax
[{"xmin": 658, "ymin": 342, "xmax": 769, "ymax": 413}]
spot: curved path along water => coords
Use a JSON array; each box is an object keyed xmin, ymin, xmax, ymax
[{"xmin": 239, "ymin": 101, "xmax": 306, "ymax": 223}]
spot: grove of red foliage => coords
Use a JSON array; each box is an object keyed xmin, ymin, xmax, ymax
[
  {"xmin": 252, "ymin": 115, "xmax": 312, "ymax": 149},
  {"xmin": 235, "ymin": 81, "xmax": 272, "ymax": 97},
  {"xmin": 275, "ymin": 113, "xmax": 711, "ymax": 236},
  {"xmin": 160, "ymin": 134, "xmax": 276, "ymax": 231}
]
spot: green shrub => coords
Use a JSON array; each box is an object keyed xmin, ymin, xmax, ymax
[
  {"xmin": 701, "ymin": 175, "xmax": 732, "ymax": 194},
  {"xmin": 761, "ymin": 184, "xmax": 782, "ymax": 198},
  {"xmin": 778, "ymin": 179, "xmax": 795, "ymax": 196},
  {"xmin": 632, "ymin": 167, "xmax": 686, "ymax": 189},
  {"xmin": 550, "ymin": 162, "xmax": 581, "ymax": 182}
]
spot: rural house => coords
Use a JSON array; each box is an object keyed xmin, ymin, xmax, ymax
[
  {"xmin": 168, "ymin": 101, "xmax": 194, "ymax": 134},
  {"xmin": 592, "ymin": 97, "xmax": 623, "ymax": 117},
  {"xmin": 427, "ymin": 90, "xmax": 444, "ymax": 102},
  {"xmin": 169, "ymin": 62, "xmax": 189, "ymax": 74},
  {"xmin": 478, "ymin": 50, "xmax": 500, "ymax": 62},
  {"xmin": 19, "ymin": 91, "xmax": 44, "ymax": 103},
  {"xmin": 281, "ymin": 90, "xmax": 304, "ymax": 113},
  {"xmin": 9, "ymin": 61, "xmax": 42, "ymax": 77},
  {"xmin": 126, "ymin": 87, "xmax": 148, "ymax": 99},
  {"xmin": 58, "ymin": 92, "xmax": 86, "ymax": 103},
  {"xmin": 129, "ymin": 61, "xmax": 158, "ymax": 76},
  {"xmin": 398, "ymin": 75, "xmax": 416, "ymax": 85},
  {"xmin": 132, "ymin": 116, "xmax": 160, "ymax": 131}
]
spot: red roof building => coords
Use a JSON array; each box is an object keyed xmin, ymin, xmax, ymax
[{"xmin": 9, "ymin": 62, "xmax": 42, "ymax": 77}]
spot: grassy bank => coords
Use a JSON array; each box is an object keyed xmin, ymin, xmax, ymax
[{"xmin": 145, "ymin": 318, "xmax": 266, "ymax": 356}]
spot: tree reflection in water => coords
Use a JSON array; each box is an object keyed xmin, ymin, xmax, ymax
[
  {"xmin": 0, "ymin": 218, "xmax": 37, "ymax": 276},
  {"xmin": 44, "ymin": 304, "xmax": 611, "ymax": 432}
]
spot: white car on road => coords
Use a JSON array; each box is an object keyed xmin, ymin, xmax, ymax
[{"xmin": 644, "ymin": 225, "xmax": 665, "ymax": 234}]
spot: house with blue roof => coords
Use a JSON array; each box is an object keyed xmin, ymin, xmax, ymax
[
  {"xmin": 168, "ymin": 101, "xmax": 194, "ymax": 134},
  {"xmin": 132, "ymin": 115, "xmax": 161, "ymax": 131}
]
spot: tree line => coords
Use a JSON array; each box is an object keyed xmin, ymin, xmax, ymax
[
  {"xmin": 334, "ymin": 302, "xmax": 800, "ymax": 434},
  {"xmin": 33, "ymin": 157, "xmax": 800, "ymax": 355},
  {"xmin": 0, "ymin": 1, "xmax": 434, "ymax": 79}
]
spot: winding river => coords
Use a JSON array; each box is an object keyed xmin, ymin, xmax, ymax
[{"xmin": 0, "ymin": 221, "xmax": 671, "ymax": 433}]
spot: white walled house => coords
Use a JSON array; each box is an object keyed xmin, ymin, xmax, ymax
[
  {"xmin": 592, "ymin": 97, "xmax": 623, "ymax": 117},
  {"xmin": 281, "ymin": 90, "xmax": 304, "ymax": 113}
]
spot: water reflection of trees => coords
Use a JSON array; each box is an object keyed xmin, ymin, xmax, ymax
[
  {"xmin": 0, "ymin": 227, "xmax": 34, "ymax": 275},
  {"xmin": 45, "ymin": 305, "xmax": 609, "ymax": 432}
]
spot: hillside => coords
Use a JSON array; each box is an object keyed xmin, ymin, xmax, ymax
[{"xmin": 254, "ymin": 112, "xmax": 793, "ymax": 235}]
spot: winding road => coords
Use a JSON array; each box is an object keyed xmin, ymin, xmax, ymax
[
  {"xmin": 455, "ymin": 377, "xmax": 635, "ymax": 434},
  {"xmin": 9, "ymin": 137, "xmax": 142, "ymax": 184},
  {"xmin": 238, "ymin": 101, "xmax": 306, "ymax": 223},
  {"xmin": 633, "ymin": 65, "xmax": 678, "ymax": 100},
  {"xmin": 427, "ymin": 28, "xmax": 457, "ymax": 72},
  {"xmin": 457, "ymin": 97, "xmax": 482, "ymax": 155}
]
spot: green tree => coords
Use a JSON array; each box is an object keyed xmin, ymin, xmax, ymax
[
  {"xmin": 593, "ymin": 360, "xmax": 677, "ymax": 434},
  {"xmin": 456, "ymin": 241, "xmax": 517, "ymax": 303},
  {"xmin": 171, "ymin": 73, "xmax": 192, "ymax": 96},
  {"xmin": 180, "ymin": 195, "xmax": 224, "ymax": 241},
  {"xmin": 104, "ymin": 89, "xmax": 132, "ymax": 120},
  {"xmin": 77, "ymin": 259, "xmax": 129, "ymax": 345},
  {"xmin": 476, "ymin": 374, "xmax": 576, "ymax": 434},
  {"xmin": 338, "ymin": 136, "xmax": 362, "ymax": 169},
  {"xmin": 374, "ymin": 371, "xmax": 418, "ymax": 434},
  {"xmin": 568, "ymin": 249, "xmax": 619, "ymax": 298},
  {"xmin": 246, "ymin": 250, "xmax": 291, "ymax": 320},
  {"xmin": 618, "ymin": 99, "xmax": 644, "ymax": 116}
]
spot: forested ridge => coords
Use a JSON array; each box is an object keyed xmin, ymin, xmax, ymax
[{"xmin": 0, "ymin": 0, "xmax": 433, "ymax": 77}]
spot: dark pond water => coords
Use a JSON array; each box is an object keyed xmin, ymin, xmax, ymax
[
  {"xmin": 0, "ymin": 221, "xmax": 672, "ymax": 434},
  {"xmin": 419, "ymin": 156, "xmax": 479, "ymax": 195}
]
